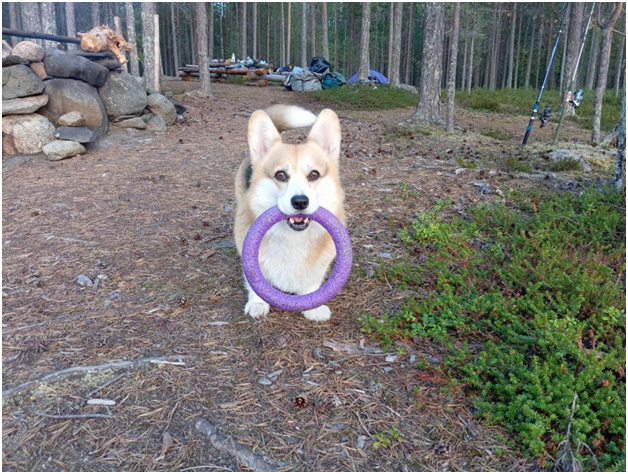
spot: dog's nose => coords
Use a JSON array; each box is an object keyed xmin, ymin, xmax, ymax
[{"xmin": 291, "ymin": 195, "xmax": 309, "ymax": 210}]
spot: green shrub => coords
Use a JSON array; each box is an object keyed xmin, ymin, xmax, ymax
[
  {"xmin": 551, "ymin": 158, "xmax": 583, "ymax": 172},
  {"xmin": 364, "ymin": 188, "xmax": 626, "ymax": 469},
  {"xmin": 483, "ymin": 128, "xmax": 515, "ymax": 141},
  {"xmin": 312, "ymin": 84, "xmax": 417, "ymax": 110}
]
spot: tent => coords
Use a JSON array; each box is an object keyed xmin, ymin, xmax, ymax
[{"xmin": 347, "ymin": 69, "xmax": 388, "ymax": 84}]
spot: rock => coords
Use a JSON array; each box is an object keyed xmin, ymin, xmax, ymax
[
  {"xmin": 54, "ymin": 126, "xmax": 97, "ymax": 143},
  {"xmin": 43, "ymin": 140, "xmax": 86, "ymax": 161},
  {"xmin": 94, "ymin": 58, "xmax": 123, "ymax": 70},
  {"xmin": 2, "ymin": 65, "xmax": 45, "ymax": 99},
  {"xmin": 97, "ymin": 70, "xmax": 147, "ymax": 119},
  {"xmin": 2, "ymin": 54, "xmax": 28, "ymax": 67},
  {"xmin": 257, "ymin": 377, "xmax": 272, "ymax": 386},
  {"xmin": 76, "ymin": 274, "xmax": 93, "ymax": 287},
  {"xmin": 113, "ymin": 117, "xmax": 146, "ymax": 129},
  {"xmin": 547, "ymin": 148, "xmax": 592, "ymax": 172},
  {"xmin": 43, "ymin": 48, "xmax": 109, "ymax": 87},
  {"xmin": 2, "ymin": 40, "xmax": 11, "ymax": 59},
  {"xmin": 140, "ymin": 113, "xmax": 154, "ymax": 123},
  {"xmin": 29, "ymin": 62, "xmax": 48, "ymax": 80},
  {"xmin": 397, "ymin": 83, "xmax": 419, "ymax": 94},
  {"xmin": 12, "ymin": 41, "xmax": 45, "ymax": 62},
  {"xmin": 146, "ymin": 115, "xmax": 167, "ymax": 133},
  {"xmin": 39, "ymin": 78, "xmax": 109, "ymax": 139},
  {"xmin": 2, "ymin": 113, "xmax": 55, "ymax": 157},
  {"xmin": 58, "ymin": 111, "xmax": 85, "ymax": 127},
  {"xmin": 2, "ymin": 94, "xmax": 48, "ymax": 115},
  {"xmin": 67, "ymin": 50, "xmax": 116, "ymax": 61},
  {"xmin": 147, "ymin": 93, "xmax": 176, "ymax": 124}
]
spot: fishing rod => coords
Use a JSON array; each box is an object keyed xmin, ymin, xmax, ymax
[
  {"xmin": 522, "ymin": 4, "xmax": 570, "ymax": 147},
  {"xmin": 553, "ymin": 3, "xmax": 596, "ymax": 145}
]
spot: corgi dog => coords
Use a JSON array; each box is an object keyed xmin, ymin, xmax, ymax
[{"xmin": 233, "ymin": 105, "xmax": 346, "ymax": 322}]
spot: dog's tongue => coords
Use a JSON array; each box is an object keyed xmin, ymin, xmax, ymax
[{"xmin": 292, "ymin": 216, "xmax": 305, "ymax": 223}]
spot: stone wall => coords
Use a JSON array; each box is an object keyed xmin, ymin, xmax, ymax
[{"xmin": 2, "ymin": 40, "xmax": 184, "ymax": 161}]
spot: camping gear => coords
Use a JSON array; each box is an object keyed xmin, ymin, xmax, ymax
[
  {"xmin": 242, "ymin": 206, "xmax": 353, "ymax": 312},
  {"xmin": 322, "ymin": 71, "xmax": 347, "ymax": 89},
  {"xmin": 522, "ymin": 4, "xmax": 569, "ymax": 147},
  {"xmin": 571, "ymin": 89, "xmax": 584, "ymax": 108},
  {"xmin": 285, "ymin": 67, "xmax": 322, "ymax": 92},
  {"xmin": 309, "ymin": 56, "xmax": 331, "ymax": 74},
  {"xmin": 552, "ymin": 2, "xmax": 596, "ymax": 145},
  {"xmin": 539, "ymin": 105, "xmax": 552, "ymax": 128},
  {"xmin": 347, "ymin": 69, "xmax": 388, "ymax": 84}
]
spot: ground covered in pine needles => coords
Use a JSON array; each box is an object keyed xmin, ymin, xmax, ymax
[{"xmin": 2, "ymin": 82, "xmax": 620, "ymax": 471}]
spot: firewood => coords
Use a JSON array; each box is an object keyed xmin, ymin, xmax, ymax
[{"xmin": 78, "ymin": 25, "xmax": 132, "ymax": 65}]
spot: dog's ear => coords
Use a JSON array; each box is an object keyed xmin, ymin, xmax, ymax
[
  {"xmin": 248, "ymin": 110, "xmax": 281, "ymax": 164},
  {"xmin": 308, "ymin": 109, "xmax": 341, "ymax": 162}
]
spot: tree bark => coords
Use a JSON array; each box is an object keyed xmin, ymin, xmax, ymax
[
  {"xmin": 9, "ymin": 3, "xmax": 20, "ymax": 45},
  {"xmin": 358, "ymin": 3, "xmax": 371, "ymax": 80},
  {"xmin": 169, "ymin": 4, "xmax": 179, "ymax": 74},
  {"xmin": 524, "ymin": 17, "xmax": 536, "ymax": 88},
  {"xmin": 514, "ymin": 4, "xmax": 523, "ymax": 89},
  {"xmin": 614, "ymin": 95, "xmax": 626, "ymax": 189},
  {"xmin": 404, "ymin": 3, "xmax": 414, "ymax": 85},
  {"xmin": 563, "ymin": 3, "xmax": 584, "ymax": 94},
  {"xmin": 389, "ymin": 3, "xmax": 403, "ymax": 86},
  {"xmin": 252, "ymin": 2, "xmax": 257, "ymax": 59},
  {"xmin": 301, "ymin": 3, "xmax": 307, "ymax": 67},
  {"xmin": 592, "ymin": 3, "xmax": 624, "ymax": 143},
  {"xmin": 586, "ymin": 28, "xmax": 598, "ymax": 90},
  {"xmin": 310, "ymin": 3, "xmax": 316, "ymax": 58},
  {"xmin": 322, "ymin": 3, "xmax": 329, "ymax": 60},
  {"xmin": 92, "ymin": 3, "xmax": 100, "ymax": 27},
  {"xmin": 461, "ymin": 31, "xmax": 468, "ymax": 92},
  {"xmin": 241, "ymin": 2, "xmax": 247, "ymax": 59},
  {"xmin": 506, "ymin": 2, "xmax": 517, "ymax": 88},
  {"xmin": 40, "ymin": 2, "xmax": 57, "ymax": 49},
  {"xmin": 125, "ymin": 3, "xmax": 140, "ymax": 77},
  {"xmin": 387, "ymin": 2, "xmax": 394, "ymax": 79},
  {"xmin": 614, "ymin": 36, "xmax": 625, "ymax": 97},
  {"xmin": 20, "ymin": 3, "xmax": 42, "ymax": 46},
  {"xmin": 280, "ymin": 3, "xmax": 286, "ymax": 64},
  {"xmin": 142, "ymin": 2, "xmax": 157, "ymax": 91},
  {"xmin": 64, "ymin": 3, "xmax": 76, "ymax": 49},
  {"xmin": 334, "ymin": 4, "xmax": 338, "ymax": 66},
  {"xmin": 535, "ymin": 19, "xmax": 545, "ymax": 89},
  {"xmin": 408, "ymin": 2, "xmax": 445, "ymax": 125},
  {"xmin": 196, "ymin": 2, "xmax": 212, "ymax": 96},
  {"xmin": 209, "ymin": 3, "xmax": 214, "ymax": 62},
  {"xmin": 467, "ymin": 13, "xmax": 475, "ymax": 93},
  {"xmin": 446, "ymin": 3, "xmax": 460, "ymax": 132},
  {"xmin": 287, "ymin": 2, "xmax": 292, "ymax": 64}
]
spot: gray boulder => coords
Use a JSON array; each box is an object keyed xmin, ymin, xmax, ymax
[
  {"xmin": 2, "ymin": 65, "xmax": 45, "ymax": 99},
  {"xmin": 2, "ymin": 54, "xmax": 28, "ymax": 67},
  {"xmin": 59, "ymin": 111, "xmax": 85, "ymax": 127},
  {"xmin": 67, "ymin": 50, "xmax": 116, "ymax": 61},
  {"xmin": 147, "ymin": 93, "xmax": 176, "ymax": 125},
  {"xmin": 146, "ymin": 115, "xmax": 167, "ymax": 133},
  {"xmin": 94, "ymin": 58, "xmax": 123, "ymax": 70},
  {"xmin": 39, "ymin": 78, "xmax": 109, "ymax": 139},
  {"xmin": 548, "ymin": 148, "xmax": 592, "ymax": 172},
  {"xmin": 2, "ymin": 113, "xmax": 55, "ymax": 157},
  {"xmin": 2, "ymin": 40, "xmax": 11, "ymax": 59},
  {"xmin": 98, "ymin": 71, "xmax": 147, "ymax": 119},
  {"xmin": 12, "ymin": 41, "xmax": 45, "ymax": 62},
  {"xmin": 113, "ymin": 117, "xmax": 146, "ymax": 129},
  {"xmin": 43, "ymin": 49, "xmax": 109, "ymax": 87},
  {"xmin": 43, "ymin": 140, "xmax": 86, "ymax": 161},
  {"xmin": 2, "ymin": 94, "xmax": 48, "ymax": 116},
  {"xmin": 54, "ymin": 126, "xmax": 97, "ymax": 143}
]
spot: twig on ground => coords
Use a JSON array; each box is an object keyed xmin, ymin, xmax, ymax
[
  {"xmin": 3, "ymin": 355, "xmax": 192, "ymax": 398},
  {"xmin": 85, "ymin": 373, "xmax": 126, "ymax": 398},
  {"xmin": 195, "ymin": 418, "xmax": 278, "ymax": 472},
  {"xmin": 554, "ymin": 393, "xmax": 582, "ymax": 472},
  {"xmin": 34, "ymin": 411, "xmax": 114, "ymax": 420}
]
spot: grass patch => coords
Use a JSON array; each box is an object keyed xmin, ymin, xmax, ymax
[
  {"xmin": 456, "ymin": 88, "xmax": 621, "ymax": 131},
  {"xmin": 456, "ymin": 156, "xmax": 478, "ymax": 169},
  {"xmin": 503, "ymin": 156, "xmax": 532, "ymax": 172},
  {"xmin": 312, "ymin": 84, "xmax": 417, "ymax": 110},
  {"xmin": 482, "ymin": 128, "xmax": 514, "ymax": 141},
  {"xmin": 550, "ymin": 158, "xmax": 583, "ymax": 172},
  {"xmin": 364, "ymin": 188, "xmax": 626, "ymax": 470}
]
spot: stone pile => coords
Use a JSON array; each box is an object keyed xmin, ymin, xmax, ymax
[{"xmin": 2, "ymin": 40, "xmax": 182, "ymax": 161}]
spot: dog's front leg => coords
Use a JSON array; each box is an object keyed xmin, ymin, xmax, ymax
[
  {"xmin": 300, "ymin": 283, "xmax": 331, "ymax": 322},
  {"xmin": 243, "ymin": 276, "xmax": 270, "ymax": 318}
]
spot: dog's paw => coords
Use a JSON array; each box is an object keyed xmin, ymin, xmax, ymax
[
  {"xmin": 245, "ymin": 300, "xmax": 270, "ymax": 318},
  {"xmin": 303, "ymin": 305, "xmax": 331, "ymax": 322}
]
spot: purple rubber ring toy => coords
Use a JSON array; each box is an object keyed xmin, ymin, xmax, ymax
[{"xmin": 242, "ymin": 205, "xmax": 352, "ymax": 312}]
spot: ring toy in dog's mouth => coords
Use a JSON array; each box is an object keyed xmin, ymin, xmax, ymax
[{"xmin": 242, "ymin": 206, "xmax": 353, "ymax": 312}]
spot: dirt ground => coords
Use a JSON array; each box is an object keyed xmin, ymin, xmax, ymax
[{"xmin": 2, "ymin": 82, "xmax": 613, "ymax": 471}]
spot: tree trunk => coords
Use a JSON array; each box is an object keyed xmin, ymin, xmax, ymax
[
  {"xmin": 209, "ymin": 3, "xmax": 215, "ymax": 61},
  {"xmin": 559, "ymin": 4, "xmax": 571, "ymax": 94},
  {"xmin": 241, "ymin": 2, "xmax": 247, "ymax": 59},
  {"xmin": 514, "ymin": 4, "xmax": 523, "ymax": 89},
  {"xmin": 506, "ymin": 2, "xmax": 517, "ymax": 88},
  {"xmin": 267, "ymin": 3, "xmax": 271, "ymax": 61},
  {"xmin": 64, "ymin": 3, "xmax": 76, "ymax": 49},
  {"xmin": 467, "ymin": 13, "xmax": 475, "ymax": 93},
  {"xmin": 20, "ymin": 3, "xmax": 42, "ymax": 46},
  {"xmin": 280, "ymin": 3, "xmax": 286, "ymax": 64},
  {"xmin": 358, "ymin": 2, "xmax": 371, "ymax": 80},
  {"xmin": 167, "ymin": 4, "xmax": 179, "ymax": 74},
  {"xmin": 592, "ymin": 3, "xmax": 624, "ymax": 143},
  {"xmin": 389, "ymin": 3, "xmax": 403, "ymax": 86},
  {"xmin": 524, "ymin": 17, "xmax": 536, "ymax": 88},
  {"xmin": 9, "ymin": 3, "xmax": 20, "ymax": 45},
  {"xmin": 586, "ymin": 28, "xmax": 598, "ymax": 89},
  {"xmin": 334, "ymin": 4, "xmax": 339, "ymax": 66},
  {"xmin": 614, "ymin": 36, "xmax": 625, "ymax": 97},
  {"xmin": 614, "ymin": 95, "xmax": 626, "ymax": 189},
  {"xmin": 142, "ymin": 2, "xmax": 157, "ymax": 91},
  {"xmin": 287, "ymin": 2, "xmax": 292, "ymax": 64},
  {"xmin": 408, "ymin": 2, "xmax": 445, "ymax": 125},
  {"xmin": 40, "ymin": 2, "xmax": 57, "ymax": 49},
  {"xmin": 461, "ymin": 32, "xmax": 468, "ymax": 92},
  {"xmin": 124, "ymin": 3, "xmax": 139, "ymax": 77},
  {"xmin": 446, "ymin": 3, "xmax": 460, "ymax": 132},
  {"xmin": 310, "ymin": 3, "xmax": 316, "ymax": 57},
  {"xmin": 301, "ymin": 3, "xmax": 307, "ymax": 67},
  {"xmin": 195, "ymin": 2, "xmax": 212, "ymax": 96},
  {"xmin": 535, "ymin": 19, "xmax": 545, "ymax": 89},
  {"xmin": 563, "ymin": 3, "xmax": 584, "ymax": 94},
  {"xmin": 252, "ymin": 2, "xmax": 257, "ymax": 59},
  {"xmin": 92, "ymin": 3, "xmax": 100, "ymax": 27},
  {"xmin": 322, "ymin": 3, "xmax": 329, "ymax": 60},
  {"xmin": 387, "ymin": 2, "xmax": 394, "ymax": 79},
  {"xmin": 404, "ymin": 3, "xmax": 414, "ymax": 85}
]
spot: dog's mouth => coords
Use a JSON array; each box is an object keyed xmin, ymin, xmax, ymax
[{"xmin": 287, "ymin": 216, "xmax": 310, "ymax": 231}]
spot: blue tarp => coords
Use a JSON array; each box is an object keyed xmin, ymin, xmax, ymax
[{"xmin": 347, "ymin": 69, "xmax": 388, "ymax": 84}]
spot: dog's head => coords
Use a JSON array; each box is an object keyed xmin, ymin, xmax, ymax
[{"xmin": 246, "ymin": 109, "xmax": 342, "ymax": 231}]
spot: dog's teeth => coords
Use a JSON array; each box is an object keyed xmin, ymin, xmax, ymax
[{"xmin": 289, "ymin": 218, "xmax": 295, "ymax": 224}]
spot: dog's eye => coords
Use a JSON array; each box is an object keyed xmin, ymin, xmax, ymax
[
  {"xmin": 308, "ymin": 170, "xmax": 320, "ymax": 181},
  {"xmin": 274, "ymin": 171, "xmax": 288, "ymax": 182}
]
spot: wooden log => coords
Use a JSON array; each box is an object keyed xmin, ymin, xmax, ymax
[
  {"xmin": 260, "ymin": 74, "xmax": 286, "ymax": 82},
  {"xmin": 2, "ymin": 27, "xmax": 80, "ymax": 44},
  {"xmin": 245, "ymin": 80, "xmax": 267, "ymax": 87}
]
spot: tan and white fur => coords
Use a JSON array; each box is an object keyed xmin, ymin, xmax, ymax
[{"xmin": 234, "ymin": 105, "xmax": 345, "ymax": 322}]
